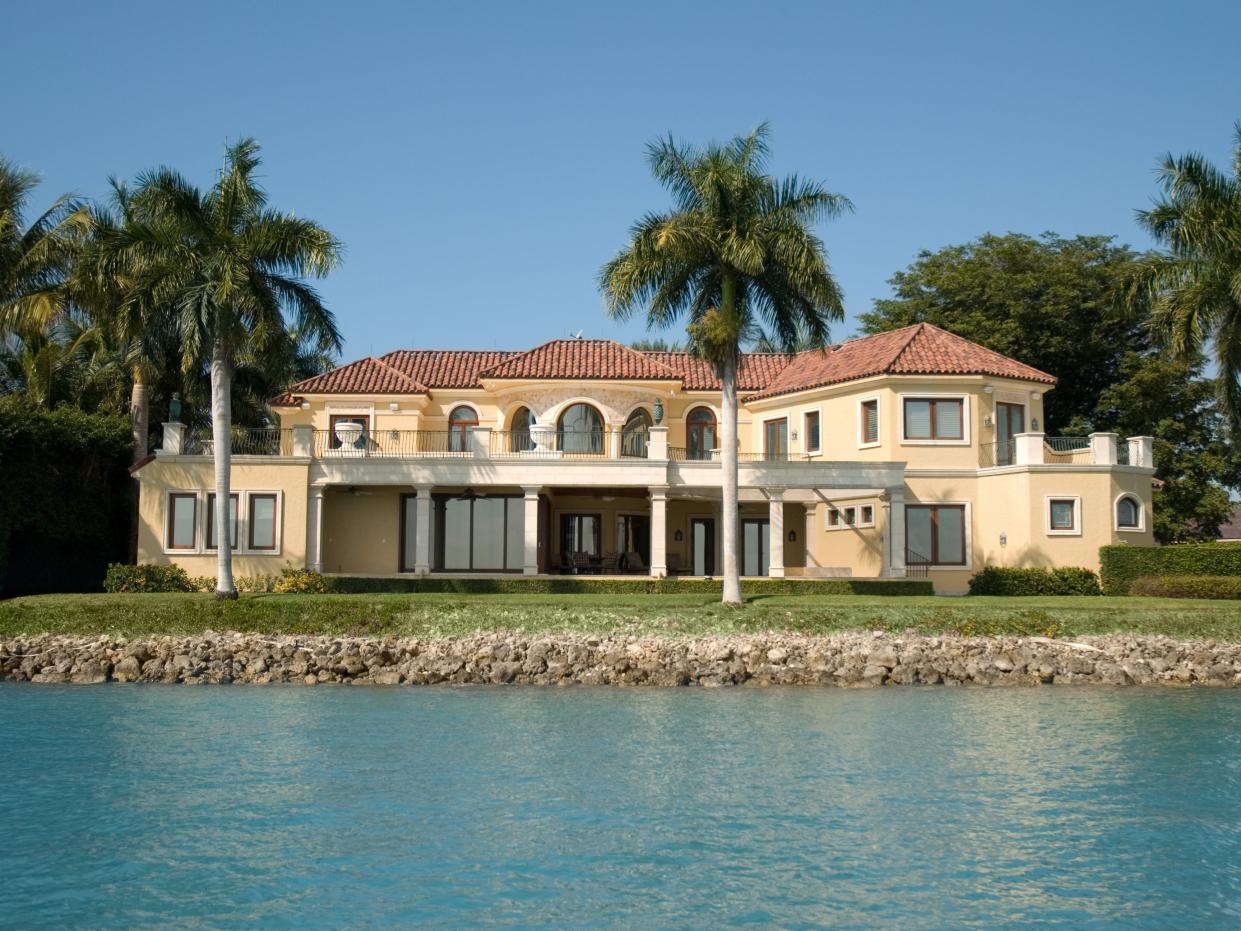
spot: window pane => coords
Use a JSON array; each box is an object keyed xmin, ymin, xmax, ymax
[
  {"xmin": 1050, "ymin": 500, "xmax": 1075, "ymax": 530},
  {"xmin": 402, "ymin": 496, "xmax": 418, "ymax": 571},
  {"xmin": 506, "ymin": 498, "xmax": 524, "ymax": 570},
  {"xmin": 860, "ymin": 505, "xmax": 874, "ymax": 525},
  {"xmin": 806, "ymin": 412, "xmax": 820, "ymax": 450},
  {"xmin": 443, "ymin": 498, "xmax": 471, "ymax": 569},
  {"xmin": 1118, "ymin": 498, "xmax": 1138, "ymax": 528},
  {"xmin": 580, "ymin": 515, "xmax": 600, "ymax": 555},
  {"xmin": 249, "ymin": 495, "xmax": 277, "ymax": 549},
  {"xmin": 906, "ymin": 507, "xmax": 933, "ymax": 562},
  {"xmin": 935, "ymin": 400, "xmax": 963, "ymax": 439},
  {"xmin": 863, "ymin": 401, "xmax": 878, "ymax": 443},
  {"xmin": 207, "ymin": 493, "xmax": 238, "ymax": 549},
  {"xmin": 169, "ymin": 495, "xmax": 196, "ymax": 549},
  {"xmin": 472, "ymin": 498, "xmax": 505, "ymax": 569},
  {"xmin": 936, "ymin": 507, "xmax": 964, "ymax": 563},
  {"xmin": 904, "ymin": 400, "xmax": 931, "ymax": 439}
]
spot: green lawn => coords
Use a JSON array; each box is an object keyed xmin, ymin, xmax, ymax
[{"xmin": 3, "ymin": 592, "xmax": 1241, "ymax": 640}]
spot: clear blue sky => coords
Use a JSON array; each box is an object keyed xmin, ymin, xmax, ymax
[{"xmin": 5, "ymin": 0, "xmax": 1238, "ymax": 358}]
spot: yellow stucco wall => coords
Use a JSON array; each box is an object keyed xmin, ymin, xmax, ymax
[
  {"xmin": 321, "ymin": 486, "xmax": 405, "ymax": 575},
  {"xmin": 136, "ymin": 458, "xmax": 309, "ymax": 577}
]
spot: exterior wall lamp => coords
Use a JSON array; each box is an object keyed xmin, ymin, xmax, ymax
[
  {"xmin": 674, "ymin": 528, "xmax": 683, "ymax": 542},
  {"xmin": 788, "ymin": 529, "xmax": 797, "ymax": 543},
  {"xmin": 389, "ymin": 402, "xmax": 400, "ymax": 412}
]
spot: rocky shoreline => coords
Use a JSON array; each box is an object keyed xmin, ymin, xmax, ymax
[{"xmin": 3, "ymin": 631, "xmax": 1241, "ymax": 687}]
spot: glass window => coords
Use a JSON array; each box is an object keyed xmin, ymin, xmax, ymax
[
  {"xmin": 621, "ymin": 408, "xmax": 652, "ymax": 458},
  {"xmin": 742, "ymin": 520, "xmax": 769, "ymax": 576},
  {"xmin": 436, "ymin": 494, "xmax": 524, "ymax": 571},
  {"xmin": 206, "ymin": 493, "xmax": 239, "ymax": 550},
  {"xmin": 906, "ymin": 505, "xmax": 966, "ymax": 565},
  {"xmin": 1049, "ymin": 498, "xmax": 1077, "ymax": 532},
  {"xmin": 1117, "ymin": 496, "xmax": 1140, "ymax": 529},
  {"xmin": 471, "ymin": 497, "xmax": 506, "ymax": 569},
  {"xmin": 826, "ymin": 508, "xmax": 840, "ymax": 528},
  {"xmin": 401, "ymin": 495, "xmax": 419, "ymax": 572},
  {"xmin": 510, "ymin": 406, "xmax": 534, "ymax": 452},
  {"xmin": 764, "ymin": 419, "xmax": 788, "ymax": 461},
  {"xmin": 687, "ymin": 407, "xmax": 717, "ymax": 460},
  {"xmin": 167, "ymin": 493, "xmax": 197, "ymax": 550},
  {"xmin": 505, "ymin": 498, "xmax": 525, "ymax": 570},
  {"xmin": 861, "ymin": 399, "xmax": 879, "ymax": 445},
  {"xmin": 842, "ymin": 506, "xmax": 856, "ymax": 525},
  {"xmin": 561, "ymin": 513, "xmax": 601, "ymax": 556},
  {"xmin": 859, "ymin": 504, "xmax": 874, "ymax": 526},
  {"xmin": 557, "ymin": 404, "xmax": 603, "ymax": 454},
  {"xmin": 903, "ymin": 398, "xmax": 964, "ymax": 440},
  {"xmin": 804, "ymin": 411, "xmax": 820, "ymax": 452},
  {"xmin": 441, "ymin": 497, "xmax": 472, "ymax": 569},
  {"xmin": 449, "ymin": 406, "xmax": 478, "ymax": 453},
  {"xmin": 247, "ymin": 494, "xmax": 278, "ymax": 550}
]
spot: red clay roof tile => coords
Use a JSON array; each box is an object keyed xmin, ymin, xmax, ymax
[{"xmin": 479, "ymin": 339, "xmax": 682, "ymax": 381}]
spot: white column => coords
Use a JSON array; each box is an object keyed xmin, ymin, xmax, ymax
[
  {"xmin": 1090, "ymin": 432, "xmax": 1118, "ymax": 466},
  {"xmin": 414, "ymin": 486, "xmax": 432, "ymax": 575},
  {"xmin": 650, "ymin": 487, "xmax": 668, "ymax": 578},
  {"xmin": 647, "ymin": 424, "xmax": 668, "ymax": 459},
  {"xmin": 160, "ymin": 422, "xmax": 184, "ymax": 455},
  {"xmin": 1014, "ymin": 432, "xmax": 1045, "ymax": 466},
  {"xmin": 1128, "ymin": 436, "xmax": 1154, "ymax": 468},
  {"xmin": 886, "ymin": 492, "xmax": 906, "ymax": 578},
  {"xmin": 291, "ymin": 424, "xmax": 313, "ymax": 458},
  {"xmin": 522, "ymin": 486, "xmax": 541, "ymax": 575},
  {"xmin": 307, "ymin": 486, "xmax": 325, "ymax": 572},
  {"xmin": 470, "ymin": 427, "xmax": 492, "ymax": 458},
  {"xmin": 768, "ymin": 491, "xmax": 785, "ymax": 578}
]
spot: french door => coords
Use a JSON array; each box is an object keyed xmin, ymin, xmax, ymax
[
  {"xmin": 741, "ymin": 519, "xmax": 769, "ymax": 576},
  {"xmin": 764, "ymin": 419, "xmax": 788, "ymax": 461},
  {"xmin": 996, "ymin": 402, "xmax": 1024, "ymax": 466},
  {"xmin": 690, "ymin": 518, "xmax": 715, "ymax": 575}
]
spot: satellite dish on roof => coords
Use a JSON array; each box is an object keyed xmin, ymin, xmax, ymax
[{"xmin": 572, "ymin": 330, "xmax": 584, "ymax": 339}]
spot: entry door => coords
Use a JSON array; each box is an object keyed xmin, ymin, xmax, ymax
[
  {"xmin": 742, "ymin": 519, "xmax": 770, "ymax": 576},
  {"xmin": 764, "ymin": 419, "xmax": 788, "ymax": 461},
  {"xmin": 690, "ymin": 518, "xmax": 716, "ymax": 575},
  {"xmin": 996, "ymin": 402, "xmax": 1024, "ymax": 466}
]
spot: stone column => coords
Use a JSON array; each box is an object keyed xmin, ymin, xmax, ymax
[
  {"xmin": 1128, "ymin": 436, "xmax": 1154, "ymax": 468},
  {"xmin": 415, "ymin": 486, "xmax": 432, "ymax": 575},
  {"xmin": 886, "ymin": 492, "xmax": 907, "ymax": 578},
  {"xmin": 1089, "ymin": 432, "xmax": 1118, "ymax": 466},
  {"xmin": 647, "ymin": 425, "xmax": 668, "ymax": 459},
  {"xmin": 307, "ymin": 486, "xmax": 325, "ymax": 572},
  {"xmin": 1014, "ymin": 432, "xmax": 1045, "ymax": 466},
  {"xmin": 292, "ymin": 424, "xmax": 314, "ymax": 458},
  {"xmin": 650, "ymin": 486, "xmax": 668, "ymax": 578},
  {"xmin": 767, "ymin": 490, "xmax": 785, "ymax": 577},
  {"xmin": 522, "ymin": 486, "xmax": 541, "ymax": 575},
  {"xmin": 470, "ymin": 426, "xmax": 492, "ymax": 458},
  {"xmin": 161, "ymin": 422, "xmax": 184, "ymax": 455}
]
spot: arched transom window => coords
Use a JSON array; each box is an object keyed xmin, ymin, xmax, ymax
[
  {"xmin": 557, "ymin": 403, "xmax": 604, "ymax": 454},
  {"xmin": 448, "ymin": 405, "xmax": 478, "ymax": 452},
  {"xmin": 1116, "ymin": 495, "xmax": 1142, "ymax": 530},
  {"xmin": 621, "ymin": 408, "xmax": 652, "ymax": 458},
  {"xmin": 687, "ymin": 407, "xmax": 717, "ymax": 461}
]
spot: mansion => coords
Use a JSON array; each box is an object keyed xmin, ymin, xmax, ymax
[{"xmin": 134, "ymin": 323, "xmax": 1156, "ymax": 593}]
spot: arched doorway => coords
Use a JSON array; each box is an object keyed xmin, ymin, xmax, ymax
[
  {"xmin": 557, "ymin": 403, "xmax": 604, "ymax": 454},
  {"xmin": 510, "ymin": 406, "xmax": 534, "ymax": 452},
  {"xmin": 448, "ymin": 405, "xmax": 478, "ymax": 452},
  {"xmin": 620, "ymin": 408, "xmax": 652, "ymax": 458},
  {"xmin": 686, "ymin": 407, "xmax": 717, "ymax": 460}
]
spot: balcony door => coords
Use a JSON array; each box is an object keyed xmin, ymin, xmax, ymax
[
  {"xmin": 690, "ymin": 517, "xmax": 715, "ymax": 575},
  {"xmin": 996, "ymin": 402, "xmax": 1024, "ymax": 466},
  {"xmin": 764, "ymin": 419, "xmax": 788, "ymax": 461},
  {"xmin": 741, "ymin": 519, "xmax": 770, "ymax": 576}
]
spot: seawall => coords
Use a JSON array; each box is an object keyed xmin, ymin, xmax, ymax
[{"xmin": 3, "ymin": 632, "xmax": 1240, "ymax": 687}]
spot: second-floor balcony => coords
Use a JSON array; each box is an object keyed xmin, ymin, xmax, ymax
[{"xmin": 979, "ymin": 433, "xmax": 1148, "ymax": 468}]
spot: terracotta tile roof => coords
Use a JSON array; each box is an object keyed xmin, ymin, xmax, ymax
[
  {"xmin": 380, "ymin": 349, "xmax": 517, "ymax": 389},
  {"xmin": 642, "ymin": 352, "xmax": 793, "ymax": 391},
  {"xmin": 479, "ymin": 339, "xmax": 682, "ymax": 381},
  {"xmin": 746, "ymin": 323, "xmax": 1056, "ymax": 401},
  {"xmin": 274, "ymin": 356, "xmax": 428, "ymax": 404}
]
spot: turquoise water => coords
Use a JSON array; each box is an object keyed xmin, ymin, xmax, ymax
[{"xmin": 1, "ymin": 686, "xmax": 1239, "ymax": 928}]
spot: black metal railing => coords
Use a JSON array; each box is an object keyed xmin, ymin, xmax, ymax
[
  {"xmin": 905, "ymin": 547, "xmax": 932, "ymax": 579},
  {"xmin": 980, "ymin": 439, "xmax": 1016, "ymax": 467},
  {"xmin": 184, "ymin": 427, "xmax": 292, "ymax": 456},
  {"xmin": 312, "ymin": 429, "xmax": 473, "ymax": 458}
]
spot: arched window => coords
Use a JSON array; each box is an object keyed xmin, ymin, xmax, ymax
[
  {"xmin": 557, "ymin": 403, "xmax": 603, "ymax": 454},
  {"xmin": 687, "ymin": 407, "xmax": 717, "ymax": 461},
  {"xmin": 621, "ymin": 408, "xmax": 652, "ymax": 458},
  {"xmin": 448, "ymin": 405, "xmax": 478, "ymax": 452},
  {"xmin": 510, "ymin": 406, "xmax": 534, "ymax": 452},
  {"xmin": 1116, "ymin": 495, "xmax": 1142, "ymax": 530}
]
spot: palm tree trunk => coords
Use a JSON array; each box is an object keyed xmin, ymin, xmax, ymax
[
  {"xmin": 720, "ymin": 349, "xmax": 742, "ymax": 605},
  {"xmin": 211, "ymin": 339, "xmax": 237, "ymax": 599},
  {"xmin": 130, "ymin": 368, "xmax": 149, "ymax": 463}
]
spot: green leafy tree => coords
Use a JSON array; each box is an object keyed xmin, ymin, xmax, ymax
[
  {"xmin": 601, "ymin": 124, "xmax": 849, "ymax": 604},
  {"xmin": 96, "ymin": 139, "xmax": 342, "ymax": 597},
  {"xmin": 1125, "ymin": 122, "xmax": 1241, "ymax": 429},
  {"xmin": 859, "ymin": 233, "xmax": 1147, "ymax": 432},
  {"xmin": 1091, "ymin": 353, "xmax": 1239, "ymax": 542},
  {"xmin": 0, "ymin": 158, "xmax": 90, "ymax": 335}
]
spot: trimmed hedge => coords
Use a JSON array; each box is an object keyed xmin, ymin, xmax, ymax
[
  {"xmin": 326, "ymin": 576, "xmax": 934, "ymax": 596},
  {"xmin": 105, "ymin": 563, "xmax": 194, "ymax": 593},
  {"xmin": 1130, "ymin": 575, "xmax": 1241, "ymax": 601},
  {"xmin": 1100, "ymin": 543, "xmax": 1241, "ymax": 595},
  {"xmin": 967, "ymin": 566, "xmax": 1102, "ymax": 597}
]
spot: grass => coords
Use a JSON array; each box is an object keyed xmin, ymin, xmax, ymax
[{"xmin": 3, "ymin": 592, "xmax": 1241, "ymax": 640}]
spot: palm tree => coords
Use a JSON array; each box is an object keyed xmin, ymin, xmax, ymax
[
  {"xmin": 98, "ymin": 139, "xmax": 342, "ymax": 598},
  {"xmin": 0, "ymin": 158, "xmax": 90, "ymax": 335},
  {"xmin": 1126, "ymin": 122, "xmax": 1241, "ymax": 429},
  {"xmin": 600, "ymin": 124, "xmax": 849, "ymax": 605}
]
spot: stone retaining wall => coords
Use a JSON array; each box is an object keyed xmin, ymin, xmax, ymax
[{"xmin": 3, "ymin": 632, "xmax": 1241, "ymax": 686}]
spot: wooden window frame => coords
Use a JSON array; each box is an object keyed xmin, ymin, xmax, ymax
[
  {"xmin": 165, "ymin": 492, "xmax": 199, "ymax": 552},
  {"xmin": 246, "ymin": 492, "xmax": 281, "ymax": 552},
  {"xmin": 803, "ymin": 409, "xmax": 821, "ymax": 454},
  {"xmin": 1115, "ymin": 494, "xmax": 1144, "ymax": 532},
  {"xmin": 1045, "ymin": 496, "xmax": 1081, "ymax": 536},
  {"xmin": 906, "ymin": 504, "xmax": 968, "ymax": 566},
  {"xmin": 858, "ymin": 397, "xmax": 880, "ymax": 448},
  {"xmin": 205, "ymin": 492, "xmax": 239, "ymax": 551},
  {"xmin": 901, "ymin": 395, "xmax": 967, "ymax": 443},
  {"xmin": 686, "ymin": 406, "xmax": 718, "ymax": 461},
  {"xmin": 763, "ymin": 417, "xmax": 788, "ymax": 461}
]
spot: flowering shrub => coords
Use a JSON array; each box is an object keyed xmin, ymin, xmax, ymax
[
  {"xmin": 104, "ymin": 563, "xmax": 194, "ymax": 593},
  {"xmin": 273, "ymin": 567, "xmax": 330, "ymax": 594}
]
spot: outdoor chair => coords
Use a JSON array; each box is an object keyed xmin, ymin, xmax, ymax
[
  {"xmin": 601, "ymin": 552, "xmax": 622, "ymax": 574},
  {"xmin": 571, "ymin": 551, "xmax": 593, "ymax": 574},
  {"xmin": 666, "ymin": 552, "xmax": 685, "ymax": 576},
  {"xmin": 624, "ymin": 551, "xmax": 646, "ymax": 574}
]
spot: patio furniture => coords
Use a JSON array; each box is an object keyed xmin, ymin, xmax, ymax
[
  {"xmin": 624, "ymin": 551, "xmax": 646, "ymax": 573},
  {"xmin": 571, "ymin": 551, "xmax": 594, "ymax": 574},
  {"xmin": 666, "ymin": 552, "xmax": 685, "ymax": 576},
  {"xmin": 601, "ymin": 552, "xmax": 622, "ymax": 574}
]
